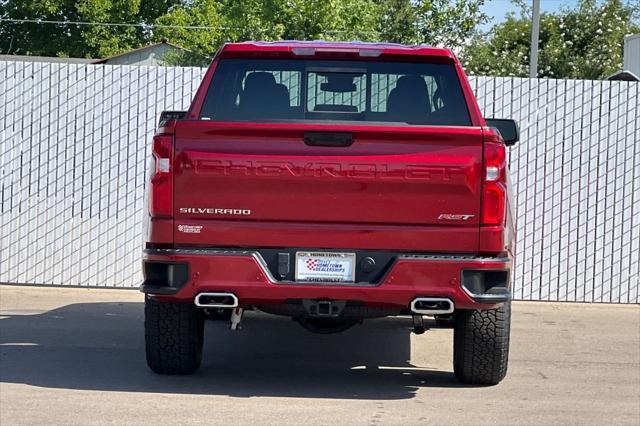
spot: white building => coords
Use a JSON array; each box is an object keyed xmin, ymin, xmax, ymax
[
  {"xmin": 623, "ymin": 34, "xmax": 640, "ymax": 76},
  {"xmin": 607, "ymin": 34, "xmax": 640, "ymax": 81},
  {"xmin": 91, "ymin": 40, "xmax": 189, "ymax": 66},
  {"xmin": 0, "ymin": 40, "xmax": 191, "ymax": 66}
]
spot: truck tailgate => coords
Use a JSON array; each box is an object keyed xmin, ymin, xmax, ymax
[{"xmin": 173, "ymin": 122, "xmax": 483, "ymax": 252}]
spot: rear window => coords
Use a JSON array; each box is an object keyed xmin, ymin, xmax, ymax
[{"xmin": 200, "ymin": 59, "xmax": 471, "ymax": 126}]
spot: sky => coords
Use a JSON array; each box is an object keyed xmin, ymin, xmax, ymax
[{"xmin": 480, "ymin": 0, "xmax": 580, "ymax": 30}]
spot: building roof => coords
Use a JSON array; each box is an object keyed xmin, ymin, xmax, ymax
[
  {"xmin": 606, "ymin": 70, "xmax": 640, "ymax": 82},
  {"xmin": 91, "ymin": 40, "xmax": 187, "ymax": 64},
  {"xmin": 0, "ymin": 40, "xmax": 187, "ymax": 65}
]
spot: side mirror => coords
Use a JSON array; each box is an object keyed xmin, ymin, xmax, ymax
[{"xmin": 486, "ymin": 118, "xmax": 519, "ymax": 146}]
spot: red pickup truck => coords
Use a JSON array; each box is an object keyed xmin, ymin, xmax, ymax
[{"xmin": 141, "ymin": 41, "xmax": 518, "ymax": 385}]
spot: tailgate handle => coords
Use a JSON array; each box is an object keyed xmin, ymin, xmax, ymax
[{"xmin": 304, "ymin": 132, "xmax": 353, "ymax": 147}]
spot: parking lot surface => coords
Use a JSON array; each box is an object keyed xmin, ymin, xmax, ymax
[{"xmin": 1, "ymin": 285, "xmax": 639, "ymax": 425}]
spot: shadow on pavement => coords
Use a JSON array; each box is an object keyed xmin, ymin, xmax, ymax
[{"xmin": 0, "ymin": 302, "xmax": 463, "ymax": 399}]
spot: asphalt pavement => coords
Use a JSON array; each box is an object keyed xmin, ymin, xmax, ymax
[{"xmin": 1, "ymin": 285, "xmax": 639, "ymax": 425}]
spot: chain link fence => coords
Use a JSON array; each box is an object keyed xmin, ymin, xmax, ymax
[{"xmin": 1, "ymin": 61, "xmax": 638, "ymax": 303}]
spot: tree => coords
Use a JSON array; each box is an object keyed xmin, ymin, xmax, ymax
[
  {"xmin": 0, "ymin": 0, "xmax": 88, "ymax": 57},
  {"xmin": 153, "ymin": 0, "xmax": 382, "ymax": 64},
  {"xmin": 76, "ymin": 0, "xmax": 145, "ymax": 57},
  {"xmin": 156, "ymin": 0, "xmax": 381, "ymax": 51},
  {"xmin": 0, "ymin": 0, "xmax": 180, "ymax": 57},
  {"xmin": 278, "ymin": 0, "xmax": 380, "ymax": 41},
  {"xmin": 152, "ymin": 0, "xmax": 223, "ymax": 64},
  {"xmin": 461, "ymin": 0, "xmax": 640, "ymax": 79},
  {"xmin": 1, "ymin": 0, "xmax": 489, "ymax": 65},
  {"xmin": 375, "ymin": 0, "xmax": 488, "ymax": 46},
  {"xmin": 154, "ymin": 0, "xmax": 486, "ymax": 64},
  {"xmin": 376, "ymin": 0, "xmax": 419, "ymax": 44},
  {"xmin": 414, "ymin": 0, "xmax": 488, "ymax": 47},
  {"xmin": 215, "ymin": 0, "xmax": 286, "ymax": 42}
]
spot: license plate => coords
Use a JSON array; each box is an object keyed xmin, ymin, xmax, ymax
[{"xmin": 295, "ymin": 252, "xmax": 356, "ymax": 283}]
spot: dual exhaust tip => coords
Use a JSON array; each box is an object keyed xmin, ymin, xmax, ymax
[
  {"xmin": 194, "ymin": 292, "xmax": 238, "ymax": 308},
  {"xmin": 194, "ymin": 293, "xmax": 453, "ymax": 315},
  {"xmin": 410, "ymin": 297, "xmax": 454, "ymax": 315}
]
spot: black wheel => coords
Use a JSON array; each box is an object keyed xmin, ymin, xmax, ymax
[
  {"xmin": 145, "ymin": 296, "xmax": 204, "ymax": 374},
  {"xmin": 453, "ymin": 301, "xmax": 511, "ymax": 385}
]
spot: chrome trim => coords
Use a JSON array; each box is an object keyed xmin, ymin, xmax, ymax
[
  {"xmin": 410, "ymin": 297, "xmax": 454, "ymax": 315},
  {"xmin": 194, "ymin": 292, "xmax": 239, "ymax": 308},
  {"xmin": 144, "ymin": 248, "xmax": 510, "ymax": 263},
  {"xmin": 398, "ymin": 254, "xmax": 510, "ymax": 262},
  {"xmin": 250, "ymin": 252, "xmax": 281, "ymax": 283},
  {"xmin": 144, "ymin": 249, "xmax": 510, "ymax": 287}
]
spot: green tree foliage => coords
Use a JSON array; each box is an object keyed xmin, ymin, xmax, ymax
[
  {"xmin": 415, "ymin": 0, "xmax": 488, "ymax": 46},
  {"xmin": 376, "ymin": 0, "xmax": 488, "ymax": 46},
  {"xmin": 215, "ymin": 0, "xmax": 286, "ymax": 42},
  {"xmin": 377, "ymin": 0, "xmax": 420, "ymax": 44},
  {"xmin": 0, "ymin": 0, "xmax": 181, "ymax": 57},
  {"xmin": 152, "ymin": 0, "xmax": 223, "ymax": 61},
  {"xmin": 155, "ymin": 0, "xmax": 485, "ymax": 65},
  {"xmin": 462, "ymin": 0, "xmax": 640, "ymax": 79},
  {"xmin": 76, "ymin": 0, "xmax": 144, "ymax": 57},
  {"xmin": 1, "ymin": 0, "xmax": 88, "ymax": 57},
  {"xmin": 277, "ymin": 0, "xmax": 380, "ymax": 41},
  {"xmin": 155, "ymin": 0, "xmax": 381, "ymax": 61},
  {"xmin": 0, "ymin": 0, "xmax": 486, "ymax": 65}
]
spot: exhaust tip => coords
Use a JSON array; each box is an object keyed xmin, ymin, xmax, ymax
[
  {"xmin": 410, "ymin": 297, "xmax": 454, "ymax": 315},
  {"xmin": 194, "ymin": 292, "xmax": 239, "ymax": 308}
]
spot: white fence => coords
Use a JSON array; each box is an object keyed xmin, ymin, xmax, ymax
[{"xmin": 1, "ymin": 60, "xmax": 638, "ymax": 303}]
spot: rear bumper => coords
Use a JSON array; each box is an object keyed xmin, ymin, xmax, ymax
[{"xmin": 141, "ymin": 249, "xmax": 512, "ymax": 310}]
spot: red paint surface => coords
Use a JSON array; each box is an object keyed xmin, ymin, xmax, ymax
[
  {"xmin": 147, "ymin": 251, "xmax": 511, "ymax": 310},
  {"xmin": 146, "ymin": 41, "xmax": 515, "ymax": 308},
  {"xmin": 172, "ymin": 123, "xmax": 484, "ymax": 250}
]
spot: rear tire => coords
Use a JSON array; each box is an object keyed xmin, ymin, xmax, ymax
[
  {"xmin": 145, "ymin": 296, "xmax": 204, "ymax": 374},
  {"xmin": 453, "ymin": 301, "xmax": 511, "ymax": 385}
]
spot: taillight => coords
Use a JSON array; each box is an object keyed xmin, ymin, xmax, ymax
[
  {"xmin": 481, "ymin": 129, "xmax": 507, "ymax": 226},
  {"xmin": 149, "ymin": 134, "xmax": 173, "ymax": 217}
]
